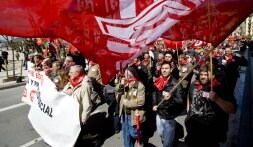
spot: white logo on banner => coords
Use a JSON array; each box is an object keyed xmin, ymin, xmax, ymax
[
  {"xmin": 95, "ymin": 0, "xmax": 204, "ymax": 69},
  {"xmin": 96, "ymin": 0, "xmax": 204, "ymax": 49}
]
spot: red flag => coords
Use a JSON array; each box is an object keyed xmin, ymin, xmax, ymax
[
  {"xmin": 163, "ymin": 38, "xmax": 183, "ymax": 49},
  {"xmin": 68, "ymin": 45, "xmax": 78, "ymax": 54},
  {"xmin": 0, "ymin": 0, "xmax": 253, "ymax": 84}
]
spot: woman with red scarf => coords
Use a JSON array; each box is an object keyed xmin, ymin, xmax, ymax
[
  {"xmin": 116, "ymin": 67, "xmax": 146, "ymax": 147},
  {"xmin": 152, "ymin": 61, "xmax": 184, "ymax": 147}
]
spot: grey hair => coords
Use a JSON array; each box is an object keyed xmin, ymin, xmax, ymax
[
  {"xmin": 70, "ymin": 65, "xmax": 83, "ymax": 72},
  {"xmin": 65, "ymin": 56, "xmax": 73, "ymax": 62}
]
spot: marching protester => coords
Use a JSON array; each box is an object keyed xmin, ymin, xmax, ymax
[
  {"xmin": 33, "ymin": 54, "xmax": 44, "ymax": 71},
  {"xmin": 140, "ymin": 52, "xmax": 154, "ymax": 76},
  {"xmin": 48, "ymin": 61, "xmax": 62, "ymax": 82},
  {"xmin": 41, "ymin": 58, "xmax": 52, "ymax": 76},
  {"xmin": 63, "ymin": 56, "xmax": 76, "ymax": 71},
  {"xmin": 54, "ymin": 69, "xmax": 69, "ymax": 91},
  {"xmin": 116, "ymin": 67, "xmax": 146, "ymax": 147},
  {"xmin": 185, "ymin": 65, "xmax": 236, "ymax": 147},
  {"xmin": 218, "ymin": 47, "xmax": 245, "ymax": 94},
  {"xmin": 87, "ymin": 60, "xmax": 104, "ymax": 106},
  {"xmin": 63, "ymin": 65, "xmax": 93, "ymax": 124},
  {"xmin": 164, "ymin": 51, "xmax": 179, "ymax": 80},
  {"xmin": 103, "ymin": 76, "xmax": 121, "ymax": 134},
  {"xmin": 152, "ymin": 61, "xmax": 184, "ymax": 147},
  {"xmin": 27, "ymin": 53, "xmax": 35, "ymax": 69},
  {"xmin": 88, "ymin": 60, "xmax": 103, "ymax": 85},
  {"xmin": 178, "ymin": 53, "xmax": 193, "ymax": 91},
  {"xmin": 62, "ymin": 65, "xmax": 93, "ymax": 145}
]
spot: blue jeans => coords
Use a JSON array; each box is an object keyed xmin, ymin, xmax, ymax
[
  {"xmin": 156, "ymin": 115, "xmax": 176, "ymax": 147},
  {"xmin": 122, "ymin": 113, "xmax": 142, "ymax": 147}
]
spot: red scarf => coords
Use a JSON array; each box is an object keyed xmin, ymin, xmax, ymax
[
  {"xmin": 159, "ymin": 59, "xmax": 165, "ymax": 64},
  {"xmin": 69, "ymin": 73, "xmax": 85, "ymax": 88},
  {"xmin": 36, "ymin": 59, "xmax": 43, "ymax": 65},
  {"xmin": 116, "ymin": 73, "xmax": 123, "ymax": 79},
  {"xmin": 180, "ymin": 59, "xmax": 189, "ymax": 65},
  {"xmin": 142, "ymin": 58, "xmax": 150, "ymax": 66},
  {"xmin": 125, "ymin": 77, "xmax": 137, "ymax": 84},
  {"xmin": 225, "ymin": 54, "xmax": 234, "ymax": 64},
  {"xmin": 44, "ymin": 68, "xmax": 52, "ymax": 76},
  {"xmin": 154, "ymin": 75, "xmax": 170, "ymax": 91},
  {"xmin": 134, "ymin": 59, "xmax": 141, "ymax": 66},
  {"xmin": 194, "ymin": 78, "xmax": 220, "ymax": 92}
]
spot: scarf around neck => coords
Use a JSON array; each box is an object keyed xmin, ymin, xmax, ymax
[
  {"xmin": 142, "ymin": 58, "xmax": 150, "ymax": 66},
  {"xmin": 180, "ymin": 59, "xmax": 189, "ymax": 65},
  {"xmin": 194, "ymin": 78, "xmax": 220, "ymax": 92},
  {"xmin": 154, "ymin": 75, "xmax": 170, "ymax": 91},
  {"xmin": 69, "ymin": 73, "xmax": 85, "ymax": 88},
  {"xmin": 225, "ymin": 54, "xmax": 234, "ymax": 64}
]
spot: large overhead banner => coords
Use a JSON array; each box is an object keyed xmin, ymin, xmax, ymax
[{"xmin": 1, "ymin": 0, "xmax": 253, "ymax": 83}]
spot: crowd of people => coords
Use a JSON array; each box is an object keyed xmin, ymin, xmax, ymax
[{"xmin": 21, "ymin": 37, "xmax": 249, "ymax": 147}]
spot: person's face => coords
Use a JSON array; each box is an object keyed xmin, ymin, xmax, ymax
[
  {"xmin": 29, "ymin": 57, "xmax": 33, "ymax": 61},
  {"xmin": 52, "ymin": 63, "xmax": 60, "ymax": 71},
  {"xmin": 161, "ymin": 64, "xmax": 171, "ymax": 77},
  {"xmin": 165, "ymin": 54, "xmax": 172, "ymax": 62},
  {"xmin": 179, "ymin": 56, "xmax": 183, "ymax": 62},
  {"xmin": 42, "ymin": 64, "xmax": 49, "ymax": 70},
  {"xmin": 225, "ymin": 48, "xmax": 232, "ymax": 55},
  {"xmin": 69, "ymin": 69, "xmax": 79, "ymax": 80},
  {"xmin": 34, "ymin": 56, "xmax": 40, "ymax": 64},
  {"xmin": 124, "ymin": 70, "xmax": 132, "ymax": 80},
  {"xmin": 144, "ymin": 54, "xmax": 149, "ymax": 60},
  {"xmin": 199, "ymin": 71, "xmax": 209, "ymax": 85}
]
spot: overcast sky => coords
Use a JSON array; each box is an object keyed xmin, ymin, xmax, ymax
[{"xmin": 0, "ymin": 35, "xmax": 5, "ymax": 41}]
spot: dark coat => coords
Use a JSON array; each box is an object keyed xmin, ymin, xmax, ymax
[{"xmin": 152, "ymin": 77, "xmax": 185, "ymax": 120}]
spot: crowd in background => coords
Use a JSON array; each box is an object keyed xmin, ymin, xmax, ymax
[{"xmin": 3, "ymin": 36, "xmax": 249, "ymax": 147}]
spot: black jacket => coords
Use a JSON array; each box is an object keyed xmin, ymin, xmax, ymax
[{"xmin": 152, "ymin": 77, "xmax": 185, "ymax": 120}]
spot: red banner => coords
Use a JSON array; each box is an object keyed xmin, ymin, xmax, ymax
[
  {"xmin": 0, "ymin": 0, "xmax": 253, "ymax": 83},
  {"xmin": 163, "ymin": 39, "xmax": 183, "ymax": 49}
]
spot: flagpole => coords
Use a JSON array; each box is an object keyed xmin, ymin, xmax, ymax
[
  {"xmin": 209, "ymin": 46, "xmax": 213, "ymax": 91},
  {"xmin": 176, "ymin": 42, "xmax": 180, "ymax": 69},
  {"xmin": 157, "ymin": 48, "xmax": 213, "ymax": 107},
  {"xmin": 208, "ymin": 0, "xmax": 213, "ymax": 91}
]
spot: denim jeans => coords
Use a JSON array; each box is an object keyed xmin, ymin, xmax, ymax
[
  {"xmin": 122, "ymin": 113, "xmax": 142, "ymax": 147},
  {"xmin": 156, "ymin": 115, "xmax": 176, "ymax": 147}
]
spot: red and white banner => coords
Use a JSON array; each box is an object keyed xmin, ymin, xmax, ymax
[
  {"xmin": 1, "ymin": 0, "xmax": 253, "ymax": 83},
  {"xmin": 23, "ymin": 66, "xmax": 81, "ymax": 147},
  {"xmin": 191, "ymin": 40, "xmax": 208, "ymax": 48},
  {"xmin": 162, "ymin": 38, "xmax": 183, "ymax": 49}
]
